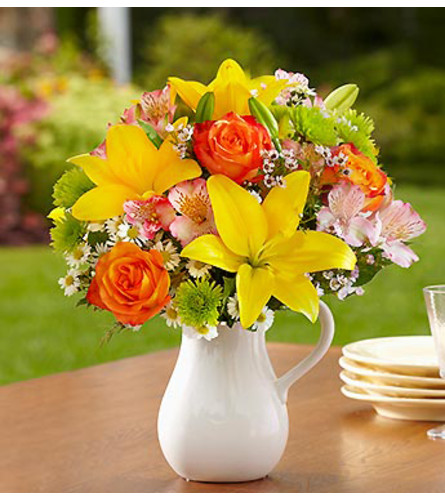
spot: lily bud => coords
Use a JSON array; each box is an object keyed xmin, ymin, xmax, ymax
[
  {"xmin": 248, "ymin": 97, "xmax": 281, "ymax": 150},
  {"xmin": 324, "ymin": 84, "xmax": 359, "ymax": 112},
  {"xmin": 195, "ymin": 92, "xmax": 215, "ymax": 123}
]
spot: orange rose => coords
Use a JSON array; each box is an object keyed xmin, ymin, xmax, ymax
[
  {"xmin": 321, "ymin": 143, "xmax": 388, "ymax": 211},
  {"xmin": 87, "ymin": 242, "xmax": 170, "ymax": 326},
  {"xmin": 193, "ymin": 112, "xmax": 272, "ymax": 183}
]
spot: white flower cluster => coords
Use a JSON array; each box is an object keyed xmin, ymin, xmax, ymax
[
  {"xmin": 167, "ymin": 122, "xmax": 194, "ymax": 158},
  {"xmin": 261, "ymin": 148, "xmax": 299, "ymax": 188},
  {"xmin": 274, "ymin": 69, "xmax": 316, "ymax": 107},
  {"xmin": 320, "ymin": 269, "xmax": 364, "ymax": 300},
  {"xmin": 315, "ymin": 145, "xmax": 349, "ymax": 171}
]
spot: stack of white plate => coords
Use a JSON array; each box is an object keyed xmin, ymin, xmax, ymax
[{"xmin": 339, "ymin": 336, "xmax": 445, "ymax": 421}]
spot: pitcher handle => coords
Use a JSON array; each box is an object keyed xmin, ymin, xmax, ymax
[{"xmin": 275, "ymin": 301, "xmax": 335, "ymax": 403}]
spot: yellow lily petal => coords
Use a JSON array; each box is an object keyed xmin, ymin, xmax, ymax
[
  {"xmin": 262, "ymin": 171, "xmax": 310, "ymax": 239},
  {"xmin": 209, "ymin": 59, "xmax": 248, "ymax": 88},
  {"xmin": 207, "ymin": 175, "xmax": 267, "ymax": 258},
  {"xmin": 250, "ymin": 76, "xmax": 289, "ymax": 106},
  {"xmin": 181, "ymin": 234, "xmax": 244, "ymax": 273},
  {"xmin": 153, "ymin": 139, "xmax": 201, "ymax": 193},
  {"xmin": 168, "ymin": 77, "xmax": 207, "ymax": 111},
  {"xmin": 264, "ymin": 230, "xmax": 357, "ymax": 276},
  {"xmin": 172, "ymin": 116, "xmax": 188, "ymax": 128},
  {"xmin": 237, "ymin": 263, "xmax": 274, "ymax": 328},
  {"xmin": 273, "ymin": 275, "xmax": 319, "ymax": 323},
  {"xmin": 67, "ymin": 154, "xmax": 119, "ymax": 186},
  {"xmin": 106, "ymin": 124, "xmax": 158, "ymax": 193},
  {"xmin": 72, "ymin": 184, "xmax": 137, "ymax": 221},
  {"xmin": 48, "ymin": 207, "xmax": 65, "ymax": 222},
  {"xmin": 212, "ymin": 80, "xmax": 252, "ymax": 118}
]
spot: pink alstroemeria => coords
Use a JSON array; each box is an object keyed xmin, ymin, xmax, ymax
[
  {"xmin": 168, "ymin": 179, "xmax": 217, "ymax": 246},
  {"xmin": 317, "ymin": 183, "xmax": 376, "ymax": 247},
  {"xmin": 90, "ymin": 86, "xmax": 176, "ymax": 158},
  {"xmin": 138, "ymin": 86, "xmax": 176, "ymax": 136},
  {"xmin": 373, "ymin": 200, "xmax": 426, "ymax": 268},
  {"xmin": 123, "ymin": 196, "xmax": 175, "ymax": 240}
]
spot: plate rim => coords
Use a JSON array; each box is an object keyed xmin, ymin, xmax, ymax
[
  {"xmin": 341, "ymin": 385, "xmax": 445, "ymax": 407},
  {"xmin": 342, "ymin": 336, "xmax": 438, "ymax": 370},
  {"xmin": 339, "ymin": 370, "xmax": 445, "ymax": 397},
  {"xmin": 338, "ymin": 356, "xmax": 445, "ymax": 387}
]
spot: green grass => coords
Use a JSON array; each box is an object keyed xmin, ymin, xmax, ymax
[{"xmin": 0, "ymin": 184, "xmax": 444, "ymax": 385}]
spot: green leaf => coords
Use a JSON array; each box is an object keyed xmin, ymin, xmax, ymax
[
  {"xmin": 324, "ymin": 84, "xmax": 359, "ymax": 112},
  {"xmin": 138, "ymin": 120, "xmax": 163, "ymax": 148},
  {"xmin": 222, "ymin": 276, "xmax": 236, "ymax": 300},
  {"xmin": 87, "ymin": 230, "xmax": 109, "ymax": 247},
  {"xmin": 53, "ymin": 167, "xmax": 94, "ymax": 208},
  {"xmin": 195, "ymin": 92, "xmax": 215, "ymax": 123}
]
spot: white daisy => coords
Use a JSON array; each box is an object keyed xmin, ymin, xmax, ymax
[
  {"xmin": 227, "ymin": 295, "xmax": 240, "ymax": 320},
  {"xmin": 161, "ymin": 303, "xmax": 181, "ymax": 329},
  {"xmin": 154, "ymin": 240, "xmax": 180, "ymax": 271},
  {"xmin": 94, "ymin": 242, "xmax": 110, "ymax": 258},
  {"xmin": 105, "ymin": 216, "xmax": 123, "ymax": 237},
  {"xmin": 186, "ymin": 260, "xmax": 211, "ymax": 279},
  {"xmin": 116, "ymin": 221, "xmax": 148, "ymax": 246},
  {"xmin": 183, "ymin": 324, "xmax": 219, "ymax": 341},
  {"xmin": 251, "ymin": 307, "xmax": 274, "ymax": 334},
  {"xmin": 87, "ymin": 221, "xmax": 105, "ymax": 232},
  {"xmin": 58, "ymin": 269, "xmax": 81, "ymax": 296},
  {"xmin": 65, "ymin": 243, "xmax": 91, "ymax": 268}
]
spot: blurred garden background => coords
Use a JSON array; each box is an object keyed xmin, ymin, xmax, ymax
[{"xmin": 1, "ymin": 6, "xmax": 444, "ymax": 384}]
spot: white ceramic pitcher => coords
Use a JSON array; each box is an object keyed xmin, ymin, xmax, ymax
[{"xmin": 157, "ymin": 301, "xmax": 334, "ymax": 483}]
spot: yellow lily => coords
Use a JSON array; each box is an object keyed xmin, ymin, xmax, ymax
[
  {"xmin": 69, "ymin": 124, "xmax": 201, "ymax": 221},
  {"xmin": 181, "ymin": 172, "xmax": 357, "ymax": 328},
  {"xmin": 169, "ymin": 59, "xmax": 288, "ymax": 119}
]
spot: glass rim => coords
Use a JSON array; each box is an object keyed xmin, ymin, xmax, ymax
[{"xmin": 423, "ymin": 285, "xmax": 445, "ymax": 294}]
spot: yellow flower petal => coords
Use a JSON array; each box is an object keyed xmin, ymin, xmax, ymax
[
  {"xmin": 273, "ymin": 275, "xmax": 319, "ymax": 323},
  {"xmin": 172, "ymin": 116, "xmax": 188, "ymax": 128},
  {"xmin": 264, "ymin": 230, "xmax": 357, "ymax": 276},
  {"xmin": 48, "ymin": 206, "xmax": 66, "ymax": 222},
  {"xmin": 168, "ymin": 77, "xmax": 207, "ymax": 111},
  {"xmin": 212, "ymin": 80, "xmax": 252, "ymax": 119},
  {"xmin": 250, "ymin": 76, "xmax": 289, "ymax": 106},
  {"xmin": 209, "ymin": 59, "xmax": 248, "ymax": 88},
  {"xmin": 169, "ymin": 59, "xmax": 282, "ymax": 119},
  {"xmin": 153, "ymin": 139, "xmax": 201, "ymax": 193},
  {"xmin": 207, "ymin": 175, "xmax": 267, "ymax": 258},
  {"xmin": 67, "ymin": 154, "xmax": 119, "ymax": 186},
  {"xmin": 106, "ymin": 124, "xmax": 158, "ymax": 193},
  {"xmin": 236, "ymin": 263, "xmax": 274, "ymax": 328},
  {"xmin": 72, "ymin": 184, "xmax": 137, "ymax": 221},
  {"xmin": 262, "ymin": 171, "xmax": 310, "ymax": 239},
  {"xmin": 181, "ymin": 234, "xmax": 244, "ymax": 272}
]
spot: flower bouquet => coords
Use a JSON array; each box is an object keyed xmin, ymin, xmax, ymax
[
  {"xmin": 51, "ymin": 58, "xmax": 425, "ymax": 339},
  {"xmin": 49, "ymin": 59, "xmax": 426, "ymax": 482}
]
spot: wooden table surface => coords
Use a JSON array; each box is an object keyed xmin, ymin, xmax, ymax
[{"xmin": 1, "ymin": 343, "xmax": 445, "ymax": 493}]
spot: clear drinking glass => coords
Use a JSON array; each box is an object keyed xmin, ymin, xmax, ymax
[{"xmin": 424, "ymin": 285, "xmax": 445, "ymax": 439}]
